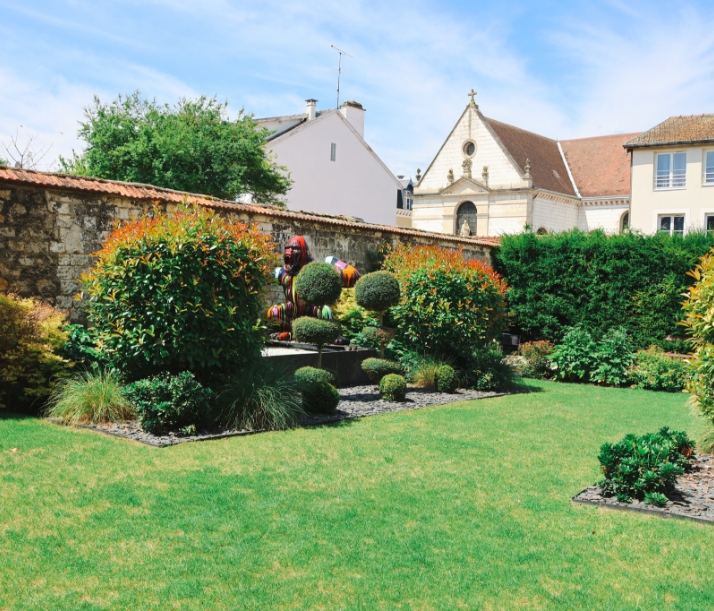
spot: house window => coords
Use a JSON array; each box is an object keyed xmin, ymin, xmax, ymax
[
  {"xmin": 655, "ymin": 152, "xmax": 686, "ymax": 189},
  {"xmin": 658, "ymin": 215, "xmax": 684, "ymax": 236},
  {"xmin": 330, "ymin": 143, "xmax": 336, "ymax": 162},
  {"xmin": 706, "ymin": 214, "xmax": 714, "ymax": 234},
  {"xmin": 620, "ymin": 211, "xmax": 629, "ymax": 233},
  {"xmin": 705, "ymin": 151, "xmax": 714, "ymax": 184}
]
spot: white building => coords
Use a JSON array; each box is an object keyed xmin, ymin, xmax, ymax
[
  {"xmin": 410, "ymin": 92, "xmax": 637, "ymax": 236},
  {"xmin": 625, "ymin": 115, "xmax": 714, "ymax": 235},
  {"xmin": 256, "ymin": 99, "xmax": 403, "ymax": 226}
]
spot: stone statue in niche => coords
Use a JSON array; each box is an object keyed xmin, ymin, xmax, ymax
[
  {"xmin": 460, "ymin": 220, "xmax": 471, "ymax": 237},
  {"xmin": 267, "ymin": 235, "xmax": 361, "ymax": 336}
]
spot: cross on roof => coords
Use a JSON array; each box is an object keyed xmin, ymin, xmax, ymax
[{"xmin": 468, "ymin": 89, "xmax": 477, "ymax": 104}]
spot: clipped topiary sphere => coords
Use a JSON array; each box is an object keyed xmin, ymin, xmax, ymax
[
  {"xmin": 295, "ymin": 262, "xmax": 343, "ymax": 305},
  {"xmin": 435, "ymin": 364, "xmax": 457, "ymax": 393},
  {"xmin": 380, "ymin": 373, "xmax": 407, "ymax": 401},
  {"xmin": 355, "ymin": 271, "xmax": 400, "ymax": 312},
  {"xmin": 295, "ymin": 366, "xmax": 340, "ymax": 413},
  {"xmin": 361, "ymin": 357, "xmax": 403, "ymax": 383},
  {"xmin": 292, "ymin": 317, "xmax": 340, "ymax": 347}
]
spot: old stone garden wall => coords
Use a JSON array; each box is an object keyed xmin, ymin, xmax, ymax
[{"xmin": 0, "ymin": 170, "xmax": 495, "ymax": 320}]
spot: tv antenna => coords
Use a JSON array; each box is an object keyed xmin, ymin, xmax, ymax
[{"xmin": 331, "ymin": 44, "xmax": 353, "ymax": 109}]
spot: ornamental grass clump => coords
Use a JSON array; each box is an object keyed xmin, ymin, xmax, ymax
[
  {"xmin": 598, "ymin": 427, "xmax": 694, "ymax": 504},
  {"xmin": 81, "ymin": 204, "xmax": 275, "ymax": 381},
  {"xmin": 45, "ymin": 370, "xmax": 135, "ymax": 424}
]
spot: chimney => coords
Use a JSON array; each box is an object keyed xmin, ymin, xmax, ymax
[
  {"xmin": 306, "ymin": 99, "xmax": 317, "ymax": 121},
  {"xmin": 340, "ymin": 100, "xmax": 365, "ymax": 138}
]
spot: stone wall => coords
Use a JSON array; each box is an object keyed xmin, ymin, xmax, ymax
[{"xmin": 0, "ymin": 181, "xmax": 494, "ymax": 320}]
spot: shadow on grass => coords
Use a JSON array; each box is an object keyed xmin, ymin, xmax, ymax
[{"xmin": 507, "ymin": 378, "xmax": 546, "ymax": 394}]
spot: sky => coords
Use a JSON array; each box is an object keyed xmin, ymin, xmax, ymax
[{"xmin": 1, "ymin": 0, "xmax": 714, "ymax": 178}]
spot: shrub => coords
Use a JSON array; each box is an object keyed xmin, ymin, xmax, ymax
[
  {"xmin": 628, "ymin": 347, "xmax": 690, "ymax": 392},
  {"xmin": 435, "ymin": 364, "xmax": 457, "ymax": 393},
  {"xmin": 355, "ymin": 271, "xmax": 400, "ymax": 325},
  {"xmin": 330, "ymin": 288, "xmax": 378, "ymax": 341},
  {"xmin": 294, "ymin": 261, "xmax": 343, "ymax": 306},
  {"xmin": 379, "ymin": 374, "xmax": 407, "ymax": 401},
  {"xmin": 384, "ymin": 245, "xmax": 507, "ymax": 360},
  {"xmin": 493, "ymin": 229, "xmax": 714, "ymax": 350},
  {"xmin": 292, "ymin": 317, "xmax": 340, "ymax": 368},
  {"xmin": 216, "ymin": 359, "xmax": 304, "ymax": 431},
  {"xmin": 361, "ymin": 358, "xmax": 403, "ymax": 383},
  {"xmin": 45, "ymin": 370, "xmax": 135, "ymax": 424},
  {"xmin": 60, "ymin": 324, "xmax": 109, "ymax": 370},
  {"xmin": 591, "ymin": 328, "xmax": 634, "ymax": 386},
  {"xmin": 550, "ymin": 327, "xmax": 598, "ymax": 382},
  {"xmin": 519, "ymin": 340, "xmax": 554, "ymax": 379},
  {"xmin": 294, "ymin": 366, "xmax": 340, "ymax": 413},
  {"xmin": 462, "ymin": 347, "xmax": 514, "ymax": 391},
  {"xmin": 82, "ymin": 204, "xmax": 274, "ymax": 380},
  {"xmin": 598, "ymin": 427, "xmax": 694, "ymax": 503},
  {"xmin": 0, "ymin": 294, "xmax": 69, "ymax": 411},
  {"xmin": 123, "ymin": 372, "xmax": 215, "ymax": 435}
]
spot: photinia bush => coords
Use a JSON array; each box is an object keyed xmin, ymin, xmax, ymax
[{"xmin": 82, "ymin": 204, "xmax": 275, "ymax": 380}]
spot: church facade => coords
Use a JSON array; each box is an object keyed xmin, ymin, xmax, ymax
[{"xmin": 411, "ymin": 92, "xmax": 637, "ymax": 237}]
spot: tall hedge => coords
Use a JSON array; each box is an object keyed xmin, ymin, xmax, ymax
[{"xmin": 492, "ymin": 229, "xmax": 714, "ymax": 350}]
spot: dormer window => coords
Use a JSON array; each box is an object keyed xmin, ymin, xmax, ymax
[{"xmin": 655, "ymin": 152, "xmax": 686, "ymax": 189}]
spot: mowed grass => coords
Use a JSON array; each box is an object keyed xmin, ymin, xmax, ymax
[{"xmin": 1, "ymin": 381, "xmax": 713, "ymax": 610}]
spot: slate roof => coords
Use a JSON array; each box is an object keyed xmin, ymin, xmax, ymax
[
  {"xmin": 624, "ymin": 114, "xmax": 714, "ymax": 149},
  {"xmin": 485, "ymin": 117, "xmax": 577, "ymax": 197},
  {"xmin": 560, "ymin": 132, "xmax": 640, "ymax": 197},
  {"xmin": 0, "ymin": 166, "xmax": 500, "ymax": 247}
]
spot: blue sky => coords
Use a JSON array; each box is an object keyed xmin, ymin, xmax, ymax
[{"xmin": 2, "ymin": 0, "xmax": 714, "ymax": 178}]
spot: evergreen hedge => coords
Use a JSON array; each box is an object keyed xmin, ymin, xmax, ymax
[{"xmin": 493, "ymin": 229, "xmax": 714, "ymax": 350}]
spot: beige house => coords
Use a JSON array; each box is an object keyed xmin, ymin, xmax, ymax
[
  {"xmin": 409, "ymin": 92, "xmax": 636, "ymax": 236},
  {"xmin": 625, "ymin": 115, "xmax": 714, "ymax": 235}
]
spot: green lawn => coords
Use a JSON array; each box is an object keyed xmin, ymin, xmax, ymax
[{"xmin": 2, "ymin": 381, "xmax": 713, "ymax": 610}]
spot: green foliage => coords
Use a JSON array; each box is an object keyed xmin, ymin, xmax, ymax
[
  {"xmin": 83, "ymin": 205, "xmax": 274, "ymax": 380},
  {"xmin": 591, "ymin": 328, "xmax": 634, "ymax": 387},
  {"xmin": 215, "ymin": 359, "xmax": 304, "ymax": 431},
  {"xmin": 45, "ymin": 370, "xmax": 135, "ymax": 424},
  {"xmin": 354, "ymin": 271, "xmax": 400, "ymax": 314},
  {"xmin": 435, "ymin": 364, "xmax": 457, "ymax": 393},
  {"xmin": 598, "ymin": 427, "xmax": 694, "ymax": 503},
  {"xmin": 627, "ymin": 347, "xmax": 690, "ymax": 392},
  {"xmin": 519, "ymin": 340, "xmax": 554, "ymax": 379},
  {"xmin": 461, "ymin": 347, "xmax": 514, "ymax": 391},
  {"xmin": 493, "ymin": 229, "xmax": 714, "ymax": 350},
  {"xmin": 59, "ymin": 92, "xmax": 291, "ymax": 204},
  {"xmin": 60, "ymin": 324, "xmax": 109, "ymax": 370},
  {"xmin": 294, "ymin": 366, "xmax": 340, "ymax": 413},
  {"xmin": 361, "ymin": 358, "xmax": 403, "ymax": 383},
  {"xmin": 550, "ymin": 327, "xmax": 598, "ymax": 382},
  {"xmin": 330, "ymin": 288, "xmax": 378, "ymax": 341},
  {"xmin": 408, "ymin": 356, "xmax": 442, "ymax": 389},
  {"xmin": 0, "ymin": 294, "xmax": 69, "ymax": 411},
  {"xmin": 294, "ymin": 262, "xmax": 343, "ymax": 306},
  {"xmin": 123, "ymin": 372, "xmax": 215, "ymax": 435},
  {"xmin": 292, "ymin": 318, "xmax": 340, "ymax": 367},
  {"xmin": 379, "ymin": 374, "xmax": 407, "ymax": 401}
]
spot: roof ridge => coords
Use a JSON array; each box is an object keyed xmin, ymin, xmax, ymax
[
  {"xmin": 560, "ymin": 132, "xmax": 642, "ymax": 143},
  {"xmin": 484, "ymin": 116, "xmax": 557, "ymax": 143}
]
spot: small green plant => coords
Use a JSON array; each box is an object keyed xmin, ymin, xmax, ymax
[
  {"xmin": 519, "ymin": 340, "xmax": 554, "ymax": 379},
  {"xmin": 462, "ymin": 348, "xmax": 513, "ymax": 391},
  {"xmin": 216, "ymin": 359, "xmax": 304, "ymax": 431},
  {"xmin": 598, "ymin": 427, "xmax": 694, "ymax": 503},
  {"xmin": 435, "ymin": 364, "xmax": 457, "ymax": 393},
  {"xmin": 361, "ymin": 358, "xmax": 403, "ymax": 383},
  {"xmin": 379, "ymin": 374, "xmax": 407, "ymax": 401},
  {"xmin": 292, "ymin": 317, "xmax": 340, "ymax": 368},
  {"xmin": 627, "ymin": 346, "xmax": 690, "ymax": 392},
  {"xmin": 409, "ymin": 357, "xmax": 442, "ymax": 389},
  {"xmin": 123, "ymin": 372, "xmax": 215, "ymax": 435},
  {"xmin": 294, "ymin": 366, "xmax": 340, "ymax": 413},
  {"xmin": 644, "ymin": 492, "xmax": 669, "ymax": 507},
  {"xmin": 45, "ymin": 370, "xmax": 135, "ymax": 424},
  {"xmin": 294, "ymin": 262, "xmax": 343, "ymax": 306}
]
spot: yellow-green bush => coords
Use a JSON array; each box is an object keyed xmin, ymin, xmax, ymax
[{"xmin": 0, "ymin": 294, "xmax": 69, "ymax": 411}]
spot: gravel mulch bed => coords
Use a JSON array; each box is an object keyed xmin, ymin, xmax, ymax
[
  {"xmin": 49, "ymin": 386, "xmax": 506, "ymax": 448},
  {"xmin": 573, "ymin": 453, "xmax": 714, "ymax": 524}
]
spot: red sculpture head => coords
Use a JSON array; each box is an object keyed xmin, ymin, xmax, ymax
[{"xmin": 283, "ymin": 236, "xmax": 311, "ymax": 274}]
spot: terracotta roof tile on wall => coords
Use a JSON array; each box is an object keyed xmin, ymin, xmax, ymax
[
  {"xmin": 484, "ymin": 117, "xmax": 577, "ymax": 197},
  {"xmin": 0, "ymin": 166, "xmax": 499, "ymax": 247},
  {"xmin": 624, "ymin": 114, "xmax": 714, "ymax": 148},
  {"xmin": 560, "ymin": 133, "xmax": 639, "ymax": 197}
]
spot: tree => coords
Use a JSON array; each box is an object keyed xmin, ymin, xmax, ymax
[{"xmin": 59, "ymin": 92, "xmax": 291, "ymax": 205}]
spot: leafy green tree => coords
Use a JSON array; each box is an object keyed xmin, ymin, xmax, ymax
[{"xmin": 59, "ymin": 92, "xmax": 291, "ymax": 205}]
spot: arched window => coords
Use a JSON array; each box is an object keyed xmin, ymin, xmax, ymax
[
  {"xmin": 536, "ymin": 227, "xmax": 548, "ymax": 235},
  {"xmin": 620, "ymin": 211, "xmax": 630, "ymax": 233},
  {"xmin": 456, "ymin": 201, "xmax": 477, "ymax": 236}
]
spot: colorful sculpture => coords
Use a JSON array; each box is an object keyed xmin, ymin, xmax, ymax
[{"xmin": 267, "ymin": 236, "xmax": 361, "ymax": 333}]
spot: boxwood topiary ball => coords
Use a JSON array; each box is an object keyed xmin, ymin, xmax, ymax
[
  {"xmin": 292, "ymin": 317, "xmax": 340, "ymax": 347},
  {"xmin": 294, "ymin": 366, "xmax": 338, "ymax": 387},
  {"xmin": 435, "ymin": 364, "xmax": 457, "ymax": 393},
  {"xmin": 294, "ymin": 366, "xmax": 340, "ymax": 413},
  {"xmin": 295, "ymin": 262, "xmax": 343, "ymax": 305},
  {"xmin": 379, "ymin": 373, "xmax": 407, "ymax": 401},
  {"xmin": 355, "ymin": 271, "xmax": 400, "ymax": 312},
  {"xmin": 361, "ymin": 357, "xmax": 403, "ymax": 383}
]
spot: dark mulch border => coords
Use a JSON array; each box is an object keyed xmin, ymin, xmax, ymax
[
  {"xmin": 572, "ymin": 453, "xmax": 714, "ymax": 524},
  {"xmin": 47, "ymin": 386, "xmax": 510, "ymax": 448}
]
